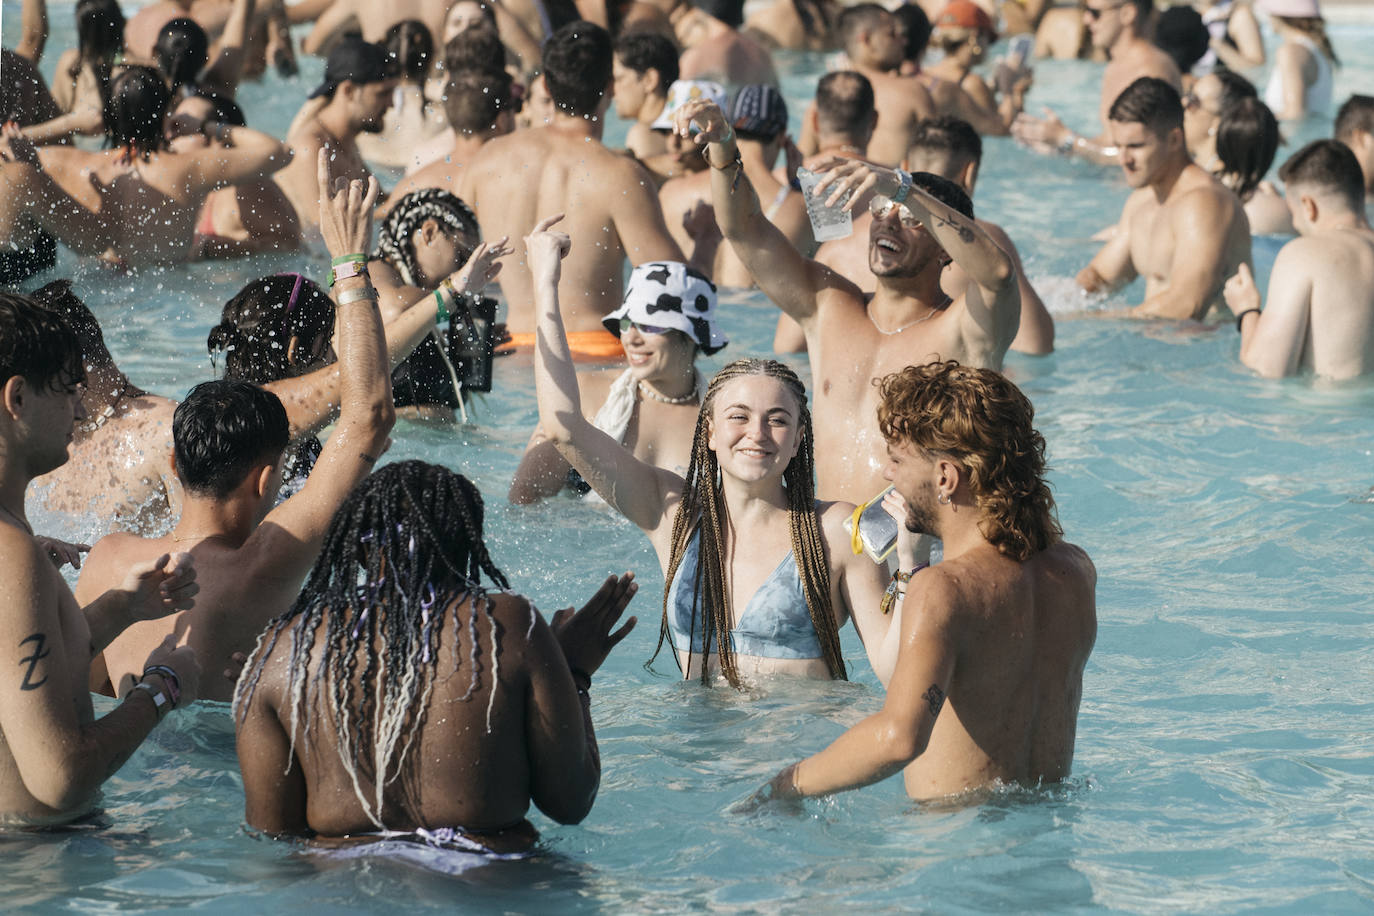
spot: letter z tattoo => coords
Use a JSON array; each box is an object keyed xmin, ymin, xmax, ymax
[
  {"xmin": 18, "ymin": 634, "xmax": 50, "ymax": 690},
  {"xmin": 922, "ymin": 683, "xmax": 945, "ymax": 718}
]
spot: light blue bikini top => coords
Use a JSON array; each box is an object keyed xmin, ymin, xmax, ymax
[{"xmin": 666, "ymin": 529, "xmax": 822, "ymax": 660}]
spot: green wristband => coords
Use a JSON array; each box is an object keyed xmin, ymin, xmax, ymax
[
  {"xmin": 434, "ymin": 289, "xmax": 450, "ymax": 324},
  {"xmin": 331, "ymin": 253, "xmax": 367, "ymax": 266}
]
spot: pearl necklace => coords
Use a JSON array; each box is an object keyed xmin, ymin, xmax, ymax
[{"xmin": 638, "ymin": 377, "xmax": 699, "ymax": 405}]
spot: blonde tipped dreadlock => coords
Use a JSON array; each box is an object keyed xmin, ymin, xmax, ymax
[
  {"xmin": 234, "ymin": 461, "xmax": 509, "ymax": 829},
  {"xmin": 650, "ymin": 358, "xmax": 846, "ymax": 688}
]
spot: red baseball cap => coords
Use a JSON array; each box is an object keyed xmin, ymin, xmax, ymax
[{"xmin": 936, "ymin": 0, "xmax": 996, "ymax": 36}]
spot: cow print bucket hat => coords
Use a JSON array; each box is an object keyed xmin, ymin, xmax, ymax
[{"xmin": 602, "ymin": 261, "xmax": 729, "ymax": 355}]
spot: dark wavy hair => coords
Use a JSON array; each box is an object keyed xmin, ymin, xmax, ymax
[
  {"xmin": 154, "ymin": 17, "xmax": 209, "ymax": 95},
  {"xmin": 385, "ymin": 19, "xmax": 434, "ymax": 85},
  {"xmin": 0, "ymin": 291, "xmax": 85, "ymax": 394},
  {"xmin": 70, "ymin": 0, "xmax": 126, "ymax": 114},
  {"xmin": 542, "ymin": 21, "xmax": 613, "ymax": 118},
  {"xmin": 173, "ymin": 379, "xmax": 289, "ymax": 498},
  {"xmin": 1216, "ymin": 97, "xmax": 1279, "ymax": 202},
  {"xmin": 104, "ymin": 66, "xmax": 171, "ymax": 156},
  {"xmin": 208, "ymin": 274, "xmax": 336, "ymax": 384},
  {"xmin": 877, "ymin": 360, "xmax": 1060, "ymax": 561}
]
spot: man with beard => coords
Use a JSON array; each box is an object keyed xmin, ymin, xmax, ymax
[
  {"xmin": 675, "ymin": 97, "xmax": 1019, "ymax": 506},
  {"xmin": 275, "ymin": 37, "xmax": 396, "ymax": 234},
  {"xmin": 1076, "ymin": 78, "xmax": 1251, "ymax": 320},
  {"xmin": 751, "ymin": 361, "xmax": 1097, "ymax": 805}
]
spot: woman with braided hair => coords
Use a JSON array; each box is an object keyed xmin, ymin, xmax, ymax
[
  {"xmin": 528, "ymin": 216, "xmax": 895, "ymax": 688},
  {"xmin": 370, "ymin": 187, "xmax": 511, "ymax": 421},
  {"xmin": 234, "ymin": 460, "xmax": 637, "ymax": 854}
]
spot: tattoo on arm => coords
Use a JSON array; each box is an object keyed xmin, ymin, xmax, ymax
[
  {"xmin": 933, "ymin": 213, "xmax": 975, "ymax": 244},
  {"xmin": 18, "ymin": 633, "xmax": 50, "ymax": 690},
  {"xmin": 922, "ymin": 683, "xmax": 945, "ymax": 718}
]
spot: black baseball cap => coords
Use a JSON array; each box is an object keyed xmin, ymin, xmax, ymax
[{"xmin": 308, "ymin": 37, "xmax": 394, "ymax": 100}]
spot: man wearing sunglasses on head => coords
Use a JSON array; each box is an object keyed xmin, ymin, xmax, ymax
[
  {"xmin": 1011, "ymin": 0, "xmax": 1180, "ymax": 166},
  {"xmin": 673, "ymin": 97, "xmax": 1019, "ymax": 508}
]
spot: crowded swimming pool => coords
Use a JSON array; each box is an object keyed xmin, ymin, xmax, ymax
[{"xmin": 6, "ymin": 1, "xmax": 1374, "ymax": 910}]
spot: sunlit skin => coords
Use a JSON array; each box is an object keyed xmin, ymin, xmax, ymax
[
  {"xmin": 620, "ymin": 325, "xmax": 697, "ymax": 395},
  {"xmin": 1110, "ymin": 118, "xmax": 1172, "ymax": 190},
  {"xmin": 705, "ymin": 377, "xmax": 802, "ymax": 486}
]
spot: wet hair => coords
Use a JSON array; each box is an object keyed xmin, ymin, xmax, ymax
[
  {"xmin": 1108, "ymin": 76, "xmax": 1184, "ymax": 137},
  {"xmin": 154, "ymin": 17, "xmax": 209, "ymax": 95},
  {"xmin": 1334, "ymin": 94, "xmax": 1374, "ymax": 144},
  {"xmin": 651, "ymin": 359, "xmax": 845, "ymax": 688},
  {"xmin": 911, "ymin": 170, "xmax": 975, "ymax": 219},
  {"xmin": 0, "ymin": 292, "xmax": 85, "ymax": 395},
  {"xmin": 385, "ymin": 20, "xmax": 434, "ymax": 85},
  {"xmin": 815, "ymin": 71, "xmax": 875, "ymax": 139},
  {"xmin": 30, "ymin": 280, "xmax": 111, "ymax": 368},
  {"xmin": 234, "ymin": 460, "xmax": 510, "ymax": 828},
  {"xmin": 877, "ymin": 361, "xmax": 1060, "ymax": 562},
  {"xmin": 614, "ymin": 30, "xmax": 680, "ymax": 96},
  {"xmin": 70, "ymin": 0, "xmax": 127, "ymax": 113},
  {"xmin": 1216, "ymin": 97, "xmax": 1279, "ymax": 202},
  {"xmin": 208, "ymin": 275, "xmax": 336, "ymax": 384},
  {"xmin": 443, "ymin": 25, "xmax": 506, "ymax": 77},
  {"xmin": 1279, "ymin": 139, "xmax": 1366, "ymax": 212},
  {"xmin": 893, "ymin": 3, "xmax": 932, "ymax": 62},
  {"xmin": 104, "ymin": 66, "xmax": 171, "ymax": 156},
  {"xmin": 184, "ymin": 87, "xmax": 247, "ymax": 127},
  {"xmin": 1153, "ymin": 5, "xmax": 1209, "ymax": 75},
  {"xmin": 910, "ymin": 116, "xmax": 983, "ymax": 171},
  {"xmin": 542, "ymin": 21, "xmax": 613, "ymax": 118},
  {"xmin": 444, "ymin": 69, "xmax": 514, "ymax": 133},
  {"xmin": 1273, "ymin": 16, "xmax": 1338, "ymax": 66},
  {"xmin": 1212, "ymin": 69, "xmax": 1258, "ymax": 111},
  {"xmin": 173, "ymin": 379, "xmax": 289, "ymax": 499},
  {"xmin": 839, "ymin": 4, "xmax": 891, "ymax": 57},
  {"xmin": 375, "ymin": 189, "xmax": 480, "ymax": 287},
  {"xmin": 693, "ymin": 0, "xmax": 745, "ymax": 28}
]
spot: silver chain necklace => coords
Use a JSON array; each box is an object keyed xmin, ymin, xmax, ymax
[{"xmin": 867, "ymin": 302, "xmax": 943, "ymax": 336}]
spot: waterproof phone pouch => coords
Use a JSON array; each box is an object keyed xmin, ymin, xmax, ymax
[{"xmin": 843, "ymin": 485, "xmax": 899, "ymax": 563}]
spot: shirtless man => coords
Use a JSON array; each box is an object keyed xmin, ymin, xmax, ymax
[
  {"xmin": 234, "ymin": 461, "xmax": 638, "ymax": 851},
  {"xmin": 793, "ymin": 117, "xmax": 1054, "ymax": 356},
  {"xmin": 1077, "ymin": 78, "xmax": 1251, "ymax": 321},
  {"xmin": 276, "ymin": 38, "xmax": 394, "ymax": 235},
  {"xmin": 384, "ymin": 69, "xmax": 517, "ymax": 208},
  {"xmin": 677, "ymin": 98, "xmax": 1020, "ymax": 504},
  {"xmin": 675, "ymin": 0, "xmax": 779, "ymax": 89},
  {"xmin": 1225, "ymin": 140, "xmax": 1374, "ymax": 380},
  {"xmin": 659, "ymin": 84, "xmax": 813, "ymax": 289},
  {"xmin": 612, "ymin": 30, "xmax": 679, "ymax": 162},
  {"xmin": 75, "ymin": 154, "xmax": 396, "ymax": 703},
  {"xmin": 0, "ymin": 291, "xmax": 202, "ymax": 827},
  {"xmin": 14, "ymin": 67, "xmax": 290, "ymax": 269},
  {"xmin": 459, "ymin": 21, "xmax": 684, "ymax": 343},
  {"xmin": 800, "ymin": 5, "xmax": 934, "ymax": 169},
  {"xmin": 1334, "ymin": 95, "xmax": 1374, "ymax": 196},
  {"xmin": 1013, "ymin": 0, "xmax": 1181, "ymax": 165},
  {"xmin": 751, "ymin": 361, "xmax": 1096, "ymax": 804}
]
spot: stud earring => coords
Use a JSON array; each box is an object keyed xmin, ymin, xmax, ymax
[{"xmin": 937, "ymin": 492, "xmax": 950, "ymax": 505}]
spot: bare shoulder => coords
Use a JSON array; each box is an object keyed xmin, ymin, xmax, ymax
[
  {"xmin": 816, "ymin": 498, "xmax": 859, "ymax": 545},
  {"xmin": 75, "ymin": 531, "xmax": 145, "ymax": 599},
  {"xmin": 977, "ymin": 219, "xmax": 1019, "ymax": 258},
  {"xmin": 578, "ymin": 367, "xmax": 622, "ymax": 407},
  {"xmin": 1037, "ymin": 541, "xmax": 1097, "ymax": 588}
]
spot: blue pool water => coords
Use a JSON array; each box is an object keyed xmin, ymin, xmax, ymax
[{"xmin": 5, "ymin": 3, "xmax": 1374, "ymax": 911}]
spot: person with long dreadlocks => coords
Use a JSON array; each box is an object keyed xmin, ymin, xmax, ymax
[
  {"xmin": 370, "ymin": 188, "xmax": 511, "ymax": 421},
  {"xmin": 75, "ymin": 152, "xmax": 396, "ymax": 703},
  {"xmin": 233, "ymin": 461, "xmax": 637, "ymax": 855},
  {"xmin": 528, "ymin": 215, "xmax": 896, "ymax": 688}
]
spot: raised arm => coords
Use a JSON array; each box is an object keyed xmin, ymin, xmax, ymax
[
  {"xmin": 1210, "ymin": 4, "xmax": 1265, "ymax": 71},
  {"xmin": 529, "ymin": 215, "xmax": 681, "ymax": 534},
  {"xmin": 301, "ymin": 0, "xmax": 357, "ymax": 56},
  {"xmin": 187, "ymin": 121, "xmax": 293, "ymax": 192},
  {"xmin": 254, "ymin": 151, "xmax": 395, "ymax": 561},
  {"xmin": 674, "ymin": 98, "xmax": 834, "ymax": 328},
  {"xmin": 1228, "ymin": 258, "xmax": 1310, "ymax": 378},
  {"xmin": 16, "ymin": 0, "xmax": 48, "ymax": 63},
  {"xmin": 0, "ymin": 129, "xmax": 110, "ymax": 254},
  {"xmin": 201, "ymin": 0, "xmax": 256, "ymax": 96},
  {"xmin": 265, "ymin": 240, "xmax": 507, "ymax": 437}
]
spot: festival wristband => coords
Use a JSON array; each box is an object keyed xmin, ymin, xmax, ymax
[
  {"xmin": 336, "ymin": 285, "xmax": 379, "ymax": 306},
  {"xmin": 1235, "ymin": 308, "xmax": 1260, "ymax": 332},
  {"xmin": 434, "ymin": 289, "xmax": 451, "ymax": 325},
  {"xmin": 330, "ymin": 259, "xmax": 369, "ymax": 287},
  {"xmin": 331, "ymin": 253, "xmax": 368, "ymax": 266},
  {"xmin": 141, "ymin": 664, "xmax": 182, "ymax": 708}
]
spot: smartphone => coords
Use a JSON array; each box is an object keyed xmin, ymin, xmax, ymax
[{"xmin": 843, "ymin": 485, "xmax": 899, "ymax": 563}]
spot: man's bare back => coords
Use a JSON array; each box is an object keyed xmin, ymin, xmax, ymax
[
  {"xmin": 891, "ymin": 542, "xmax": 1096, "ymax": 798},
  {"xmin": 460, "ymin": 125, "xmax": 682, "ymax": 334},
  {"xmin": 855, "ymin": 67, "xmax": 934, "ymax": 168}
]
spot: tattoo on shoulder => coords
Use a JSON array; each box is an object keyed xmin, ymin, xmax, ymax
[
  {"xmin": 933, "ymin": 213, "xmax": 975, "ymax": 244},
  {"xmin": 18, "ymin": 634, "xmax": 50, "ymax": 691},
  {"xmin": 922, "ymin": 683, "xmax": 945, "ymax": 718}
]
